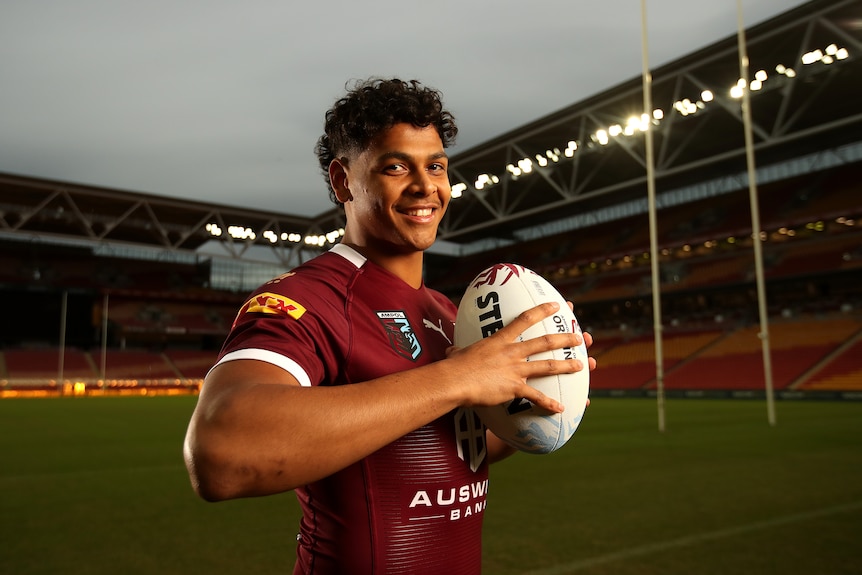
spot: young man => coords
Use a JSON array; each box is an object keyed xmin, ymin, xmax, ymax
[{"xmin": 183, "ymin": 78, "xmax": 594, "ymax": 574}]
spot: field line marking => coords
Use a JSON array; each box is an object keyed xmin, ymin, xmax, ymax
[{"xmin": 522, "ymin": 500, "xmax": 862, "ymax": 575}]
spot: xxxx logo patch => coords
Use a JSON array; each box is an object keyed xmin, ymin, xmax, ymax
[{"xmin": 234, "ymin": 292, "xmax": 306, "ymax": 328}]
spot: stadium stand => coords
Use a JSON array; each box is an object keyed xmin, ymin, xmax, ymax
[
  {"xmin": 4, "ymin": 169, "xmax": 859, "ymax": 398},
  {"xmin": 4, "ymin": 348, "xmax": 96, "ymax": 380},
  {"xmin": 1, "ymin": 0, "xmax": 859, "ymax": 399},
  {"xmin": 656, "ymin": 318, "xmax": 862, "ymax": 392},
  {"xmin": 798, "ymin": 337, "xmax": 862, "ymax": 392}
]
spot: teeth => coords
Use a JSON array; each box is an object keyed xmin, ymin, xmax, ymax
[{"xmin": 407, "ymin": 208, "xmax": 432, "ymax": 217}]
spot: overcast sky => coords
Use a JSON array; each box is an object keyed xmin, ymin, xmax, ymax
[{"xmin": 0, "ymin": 0, "xmax": 808, "ymax": 217}]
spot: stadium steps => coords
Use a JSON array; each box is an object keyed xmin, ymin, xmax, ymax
[
  {"xmin": 91, "ymin": 350, "xmax": 180, "ymax": 381},
  {"xmin": 590, "ymin": 329, "xmax": 725, "ymax": 390},
  {"xmin": 641, "ymin": 329, "xmax": 733, "ymax": 390},
  {"xmin": 160, "ymin": 352, "xmax": 184, "ymax": 379},
  {"xmin": 791, "ymin": 325, "xmax": 862, "ymax": 391},
  {"xmin": 164, "ymin": 350, "xmax": 218, "ymax": 379},
  {"xmin": 656, "ymin": 317, "xmax": 861, "ymax": 391},
  {"xmin": 83, "ymin": 352, "xmax": 99, "ymax": 377}
]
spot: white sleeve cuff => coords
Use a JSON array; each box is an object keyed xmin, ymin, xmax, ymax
[{"xmin": 209, "ymin": 348, "xmax": 313, "ymax": 387}]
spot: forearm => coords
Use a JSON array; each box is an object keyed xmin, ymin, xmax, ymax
[
  {"xmin": 184, "ymin": 359, "xmax": 464, "ymax": 500},
  {"xmin": 185, "ymin": 303, "xmax": 586, "ymax": 501}
]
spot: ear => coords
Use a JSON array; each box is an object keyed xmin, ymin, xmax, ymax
[{"xmin": 329, "ymin": 158, "xmax": 353, "ymax": 203}]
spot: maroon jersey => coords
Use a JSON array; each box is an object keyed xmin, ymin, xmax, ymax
[{"xmin": 215, "ymin": 244, "xmax": 489, "ymax": 575}]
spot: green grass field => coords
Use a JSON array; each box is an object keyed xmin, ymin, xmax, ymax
[{"xmin": 2, "ymin": 396, "xmax": 861, "ymax": 574}]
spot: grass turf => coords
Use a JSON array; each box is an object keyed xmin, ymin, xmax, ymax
[{"xmin": 1, "ymin": 396, "xmax": 860, "ymax": 574}]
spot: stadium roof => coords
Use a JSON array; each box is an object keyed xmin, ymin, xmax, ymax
[
  {"xmin": 1, "ymin": 0, "xmax": 860, "ymax": 268},
  {"xmin": 437, "ymin": 0, "xmax": 862, "ymax": 248}
]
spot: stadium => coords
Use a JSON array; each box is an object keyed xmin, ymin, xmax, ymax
[{"xmin": 2, "ymin": 1, "xmax": 861, "ymax": 574}]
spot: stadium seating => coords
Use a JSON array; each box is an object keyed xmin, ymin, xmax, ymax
[
  {"xmin": 165, "ymin": 350, "xmax": 219, "ymax": 379},
  {"xmin": 3, "ymin": 348, "xmax": 96, "ymax": 380},
  {"xmin": 658, "ymin": 317, "xmax": 862, "ymax": 391},
  {"xmin": 590, "ymin": 329, "xmax": 725, "ymax": 390},
  {"xmin": 2, "ymin": 158, "xmax": 860, "ymax": 396},
  {"xmin": 793, "ymin": 332, "xmax": 862, "ymax": 391},
  {"xmin": 90, "ymin": 350, "xmax": 179, "ymax": 380}
]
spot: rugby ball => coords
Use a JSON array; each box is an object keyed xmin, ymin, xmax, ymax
[{"xmin": 454, "ymin": 263, "xmax": 589, "ymax": 454}]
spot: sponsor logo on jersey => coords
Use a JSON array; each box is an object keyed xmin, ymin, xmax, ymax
[
  {"xmin": 376, "ymin": 311, "xmax": 422, "ymax": 361},
  {"xmin": 404, "ymin": 478, "xmax": 489, "ymax": 523},
  {"xmin": 234, "ymin": 292, "xmax": 306, "ymax": 328},
  {"xmin": 422, "ymin": 317, "xmax": 452, "ymax": 345}
]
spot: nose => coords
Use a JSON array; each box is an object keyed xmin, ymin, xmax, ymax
[{"xmin": 409, "ymin": 171, "xmax": 438, "ymax": 197}]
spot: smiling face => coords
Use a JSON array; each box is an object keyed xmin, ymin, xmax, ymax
[{"xmin": 329, "ymin": 123, "xmax": 451, "ymax": 276}]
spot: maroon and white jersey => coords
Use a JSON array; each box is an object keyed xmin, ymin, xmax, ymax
[{"xmin": 215, "ymin": 244, "xmax": 489, "ymax": 575}]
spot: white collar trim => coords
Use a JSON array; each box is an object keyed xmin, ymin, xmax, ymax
[{"xmin": 330, "ymin": 243, "xmax": 367, "ymax": 269}]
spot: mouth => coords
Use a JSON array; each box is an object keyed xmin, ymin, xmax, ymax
[
  {"xmin": 403, "ymin": 207, "xmax": 434, "ymax": 217},
  {"xmin": 398, "ymin": 205, "xmax": 439, "ymax": 221}
]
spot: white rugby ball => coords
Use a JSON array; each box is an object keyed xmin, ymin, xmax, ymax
[{"xmin": 454, "ymin": 263, "xmax": 589, "ymax": 454}]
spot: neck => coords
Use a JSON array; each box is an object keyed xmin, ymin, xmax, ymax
[{"xmin": 342, "ymin": 242, "xmax": 425, "ymax": 289}]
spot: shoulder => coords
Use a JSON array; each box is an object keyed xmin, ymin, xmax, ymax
[
  {"xmin": 255, "ymin": 247, "xmax": 360, "ymax": 294},
  {"xmin": 234, "ymin": 249, "xmax": 360, "ymax": 320}
]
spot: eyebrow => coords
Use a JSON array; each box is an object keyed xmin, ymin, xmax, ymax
[{"xmin": 375, "ymin": 150, "xmax": 449, "ymax": 163}]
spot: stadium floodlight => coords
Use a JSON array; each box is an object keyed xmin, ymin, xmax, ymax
[
  {"xmin": 755, "ymin": 69, "xmax": 768, "ymax": 82},
  {"xmin": 640, "ymin": 112, "xmax": 651, "ymax": 126},
  {"xmin": 595, "ymin": 129, "xmax": 609, "ymax": 145},
  {"xmin": 505, "ymin": 164, "xmax": 521, "ymax": 178},
  {"xmin": 451, "ymin": 182, "xmax": 467, "ymax": 198},
  {"xmin": 836, "ymin": 48, "xmax": 848, "ymax": 60},
  {"xmin": 228, "ymin": 225, "xmax": 255, "ymax": 240},
  {"xmin": 801, "ymin": 49, "xmax": 823, "ymax": 65},
  {"xmin": 474, "ymin": 173, "xmax": 497, "ymax": 189}
]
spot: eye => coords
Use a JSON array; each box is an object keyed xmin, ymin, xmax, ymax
[
  {"xmin": 381, "ymin": 164, "xmax": 407, "ymax": 176},
  {"xmin": 428, "ymin": 162, "xmax": 447, "ymax": 174}
]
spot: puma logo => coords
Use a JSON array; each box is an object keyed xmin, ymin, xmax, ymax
[{"xmin": 423, "ymin": 318, "xmax": 452, "ymax": 345}]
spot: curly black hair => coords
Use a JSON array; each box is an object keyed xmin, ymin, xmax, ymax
[{"xmin": 315, "ymin": 78, "xmax": 458, "ymax": 206}]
